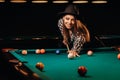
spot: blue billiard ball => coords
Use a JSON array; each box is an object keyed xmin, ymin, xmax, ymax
[{"xmin": 56, "ymin": 50, "xmax": 60, "ymax": 54}]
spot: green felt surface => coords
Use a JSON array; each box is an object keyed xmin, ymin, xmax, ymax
[{"xmin": 9, "ymin": 48, "xmax": 120, "ymax": 80}]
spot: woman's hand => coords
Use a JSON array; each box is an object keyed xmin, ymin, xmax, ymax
[
  {"xmin": 63, "ymin": 40, "xmax": 68, "ymax": 46},
  {"xmin": 68, "ymin": 50, "xmax": 80, "ymax": 57}
]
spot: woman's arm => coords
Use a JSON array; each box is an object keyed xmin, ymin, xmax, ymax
[{"xmin": 71, "ymin": 35, "xmax": 86, "ymax": 53}]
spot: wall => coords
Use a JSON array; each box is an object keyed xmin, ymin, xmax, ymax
[{"xmin": 0, "ymin": 2, "xmax": 119, "ymax": 37}]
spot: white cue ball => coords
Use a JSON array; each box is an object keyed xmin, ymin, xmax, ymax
[{"xmin": 68, "ymin": 53, "xmax": 75, "ymax": 59}]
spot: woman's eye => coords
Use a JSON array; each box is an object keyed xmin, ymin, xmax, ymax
[{"xmin": 66, "ymin": 18, "xmax": 69, "ymax": 20}]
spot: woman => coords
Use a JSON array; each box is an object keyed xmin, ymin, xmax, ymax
[{"xmin": 58, "ymin": 4, "xmax": 90, "ymax": 57}]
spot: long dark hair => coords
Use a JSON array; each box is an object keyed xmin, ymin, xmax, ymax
[{"xmin": 62, "ymin": 19, "xmax": 90, "ymax": 45}]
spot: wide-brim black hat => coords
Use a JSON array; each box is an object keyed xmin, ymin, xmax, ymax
[{"xmin": 58, "ymin": 4, "xmax": 79, "ymax": 18}]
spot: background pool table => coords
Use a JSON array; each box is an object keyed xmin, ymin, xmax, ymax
[{"xmin": 8, "ymin": 47, "xmax": 120, "ymax": 80}]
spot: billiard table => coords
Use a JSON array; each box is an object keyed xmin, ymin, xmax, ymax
[{"xmin": 8, "ymin": 47, "xmax": 120, "ymax": 80}]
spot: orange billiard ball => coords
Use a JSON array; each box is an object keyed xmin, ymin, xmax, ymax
[
  {"xmin": 117, "ymin": 53, "xmax": 120, "ymax": 60},
  {"xmin": 78, "ymin": 66, "xmax": 87, "ymax": 76},
  {"xmin": 36, "ymin": 62, "xmax": 44, "ymax": 71},
  {"xmin": 40, "ymin": 49, "xmax": 45, "ymax": 54},
  {"xmin": 35, "ymin": 49, "xmax": 41, "ymax": 54},
  {"xmin": 22, "ymin": 50, "xmax": 27, "ymax": 55}
]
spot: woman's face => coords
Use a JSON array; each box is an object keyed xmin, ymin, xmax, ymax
[{"xmin": 63, "ymin": 14, "xmax": 76, "ymax": 30}]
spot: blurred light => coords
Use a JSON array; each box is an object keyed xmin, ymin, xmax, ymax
[
  {"xmin": 32, "ymin": 0, "xmax": 48, "ymax": 3},
  {"xmin": 10, "ymin": 0, "xmax": 27, "ymax": 3},
  {"xmin": 0, "ymin": 0, "xmax": 5, "ymax": 2},
  {"xmin": 92, "ymin": 0, "xmax": 107, "ymax": 4},
  {"xmin": 72, "ymin": 0, "xmax": 88, "ymax": 3},
  {"xmin": 53, "ymin": 0, "xmax": 68, "ymax": 3}
]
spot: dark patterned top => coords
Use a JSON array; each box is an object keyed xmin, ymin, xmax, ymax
[{"xmin": 58, "ymin": 18, "xmax": 86, "ymax": 53}]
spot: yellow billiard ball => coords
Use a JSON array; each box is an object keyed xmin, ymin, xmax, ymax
[
  {"xmin": 36, "ymin": 62, "xmax": 44, "ymax": 71},
  {"xmin": 35, "ymin": 49, "xmax": 41, "ymax": 54},
  {"xmin": 22, "ymin": 50, "xmax": 27, "ymax": 55}
]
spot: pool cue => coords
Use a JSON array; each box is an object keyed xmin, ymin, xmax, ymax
[
  {"xmin": 66, "ymin": 44, "xmax": 70, "ymax": 54},
  {"xmin": 66, "ymin": 44, "xmax": 80, "ymax": 57},
  {"xmin": 66, "ymin": 44, "xmax": 70, "ymax": 51},
  {"xmin": 95, "ymin": 36, "xmax": 106, "ymax": 47}
]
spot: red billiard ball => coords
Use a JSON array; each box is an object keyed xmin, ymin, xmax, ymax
[
  {"xmin": 117, "ymin": 53, "xmax": 120, "ymax": 60},
  {"xmin": 22, "ymin": 50, "xmax": 27, "ymax": 55},
  {"xmin": 40, "ymin": 49, "xmax": 45, "ymax": 54},
  {"xmin": 36, "ymin": 62, "xmax": 44, "ymax": 71},
  {"xmin": 78, "ymin": 66, "xmax": 87, "ymax": 76}
]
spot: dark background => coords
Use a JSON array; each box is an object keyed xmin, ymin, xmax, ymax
[{"xmin": 0, "ymin": 0, "xmax": 119, "ymax": 37}]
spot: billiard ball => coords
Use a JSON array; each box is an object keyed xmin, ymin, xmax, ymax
[
  {"xmin": 35, "ymin": 49, "xmax": 41, "ymax": 54},
  {"xmin": 40, "ymin": 49, "xmax": 45, "ymax": 54},
  {"xmin": 78, "ymin": 66, "xmax": 87, "ymax": 76},
  {"xmin": 117, "ymin": 53, "xmax": 120, "ymax": 60},
  {"xmin": 56, "ymin": 50, "xmax": 60, "ymax": 54},
  {"xmin": 36, "ymin": 62, "xmax": 44, "ymax": 71},
  {"xmin": 22, "ymin": 50, "xmax": 27, "ymax": 55},
  {"xmin": 68, "ymin": 53, "xmax": 75, "ymax": 59},
  {"xmin": 87, "ymin": 50, "xmax": 93, "ymax": 56}
]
